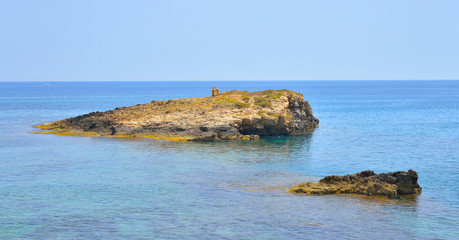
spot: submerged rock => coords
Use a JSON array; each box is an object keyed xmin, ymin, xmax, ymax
[
  {"xmin": 289, "ymin": 170, "xmax": 421, "ymax": 197},
  {"xmin": 34, "ymin": 88, "xmax": 319, "ymax": 141}
]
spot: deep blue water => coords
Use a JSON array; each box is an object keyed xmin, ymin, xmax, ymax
[{"xmin": 0, "ymin": 81, "xmax": 458, "ymax": 239}]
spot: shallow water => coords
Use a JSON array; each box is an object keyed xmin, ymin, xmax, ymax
[{"xmin": 0, "ymin": 81, "xmax": 458, "ymax": 239}]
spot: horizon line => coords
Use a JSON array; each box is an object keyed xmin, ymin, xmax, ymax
[{"xmin": 1, "ymin": 79, "xmax": 459, "ymax": 82}]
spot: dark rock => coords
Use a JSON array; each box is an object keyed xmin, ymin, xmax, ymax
[{"xmin": 289, "ymin": 170, "xmax": 422, "ymax": 197}]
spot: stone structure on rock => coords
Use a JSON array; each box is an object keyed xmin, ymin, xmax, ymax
[
  {"xmin": 289, "ymin": 169, "xmax": 422, "ymax": 197},
  {"xmin": 212, "ymin": 87, "xmax": 220, "ymax": 97},
  {"xmin": 34, "ymin": 89, "xmax": 319, "ymax": 141}
]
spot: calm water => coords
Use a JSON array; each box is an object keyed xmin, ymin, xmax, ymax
[{"xmin": 0, "ymin": 81, "xmax": 458, "ymax": 239}]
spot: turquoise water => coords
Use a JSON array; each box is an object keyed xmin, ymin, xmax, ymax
[{"xmin": 0, "ymin": 81, "xmax": 458, "ymax": 239}]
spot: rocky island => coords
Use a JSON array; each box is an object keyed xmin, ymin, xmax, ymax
[
  {"xmin": 34, "ymin": 88, "xmax": 319, "ymax": 141},
  {"xmin": 289, "ymin": 170, "xmax": 422, "ymax": 197}
]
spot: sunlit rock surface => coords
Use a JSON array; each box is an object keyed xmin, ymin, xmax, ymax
[
  {"xmin": 289, "ymin": 170, "xmax": 422, "ymax": 197},
  {"xmin": 34, "ymin": 88, "xmax": 319, "ymax": 141}
]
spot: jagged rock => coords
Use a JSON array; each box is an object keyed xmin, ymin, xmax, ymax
[
  {"xmin": 34, "ymin": 89, "xmax": 319, "ymax": 141},
  {"xmin": 212, "ymin": 87, "xmax": 220, "ymax": 97},
  {"xmin": 289, "ymin": 170, "xmax": 422, "ymax": 197}
]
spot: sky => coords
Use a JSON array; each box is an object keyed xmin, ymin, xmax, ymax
[{"xmin": 0, "ymin": 0, "xmax": 458, "ymax": 81}]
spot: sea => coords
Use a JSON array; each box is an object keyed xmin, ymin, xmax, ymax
[{"xmin": 0, "ymin": 80, "xmax": 458, "ymax": 239}]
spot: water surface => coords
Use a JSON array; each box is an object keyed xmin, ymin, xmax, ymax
[{"xmin": 0, "ymin": 81, "xmax": 458, "ymax": 239}]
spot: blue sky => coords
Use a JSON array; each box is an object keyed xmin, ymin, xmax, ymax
[{"xmin": 0, "ymin": 0, "xmax": 458, "ymax": 81}]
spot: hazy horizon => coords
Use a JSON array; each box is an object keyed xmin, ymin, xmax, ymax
[{"xmin": 2, "ymin": 79, "xmax": 458, "ymax": 83}]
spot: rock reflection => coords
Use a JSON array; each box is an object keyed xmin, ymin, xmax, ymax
[
  {"xmin": 138, "ymin": 133, "xmax": 314, "ymax": 166},
  {"xmin": 335, "ymin": 193, "xmax": 419, "ymax": 207}
]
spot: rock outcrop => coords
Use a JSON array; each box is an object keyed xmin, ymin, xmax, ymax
[
  {"xmin": 212, "ymin": 87, "xmax": 220, "ymax": 97},
  {"xmin": 34, "ymin": 89, "xmax": 319, "ymax": 141},
  {"xmin": 289, "ymin": 170, "xmax": 421, "ymax": 197}
]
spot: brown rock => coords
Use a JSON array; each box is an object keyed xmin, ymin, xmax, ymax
[
  {"xmin": 289, "ymin": 170, "xmax": 422, "ymax": 197},
  {"xmin": 33, "ymin": 89, "xmax": 319, "ymax": 141},
  {"xmin": 212, "ymin": 87, "xmax": 220, "ymax": 97}
]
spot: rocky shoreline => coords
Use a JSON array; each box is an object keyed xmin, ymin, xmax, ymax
[
  {"xmin": 289, "ymin": 170, "xmax": 422, "ymax": 197},
  {"xmin": 34, "ymin": 88, "xmax": 319, "ymax": 141}
]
